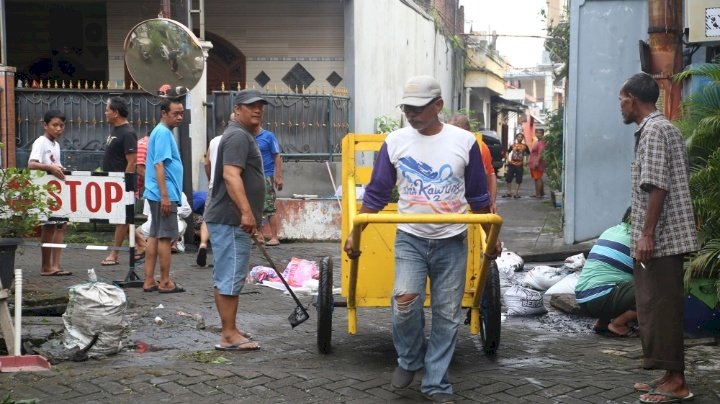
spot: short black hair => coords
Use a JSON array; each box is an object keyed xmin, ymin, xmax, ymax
[
  {"xmin": 107, "ymin": 96, "xmax": 129, "ymax": 118},
  {"xmin": 621, "ymin": 73, "xmax": 659, "ymax": 104},
  {"xmin": 160, "ymin": 98, "xmax": 183, "ymax": 113},
  {"xmin": 43, "ymin": 109, "xmax": 66, "ymax": 124},
  {"xmin": 622, "ymin": 207, "xmax": 631, "ymax": 224}
]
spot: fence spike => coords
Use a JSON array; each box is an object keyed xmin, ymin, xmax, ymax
[
  {"xmin": 53, "ymin": 80, "xmax": 58, "ymax": 89},
  {"xmin": 237, "ymin": 82, "xmax": 241, "ymax": 91},
  {"xmin": 220, "ymin": 82, "xmax": 225, "ymax": 91},
  {"xmin": 107, "ymin": 81, "xmax": 111, "ymax": 90}
]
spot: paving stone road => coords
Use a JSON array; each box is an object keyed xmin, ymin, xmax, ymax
[{"xmin": 1, "ymin": 196, "xmax": 718, "ymax": 403}]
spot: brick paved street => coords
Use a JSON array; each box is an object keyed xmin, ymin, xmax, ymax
[{"xmin": 1, "ymin": 196, "xmax": 718, "ymax": 403}]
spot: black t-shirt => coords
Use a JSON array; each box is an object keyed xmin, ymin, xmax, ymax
[{"xmin": 102, "ymin": 123, "xmax": 137, "ymax": 172}]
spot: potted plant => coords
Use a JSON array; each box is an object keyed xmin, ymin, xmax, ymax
[{"xmin": 0, "ymin": 156, "xmax": 58, "ymax": 289}]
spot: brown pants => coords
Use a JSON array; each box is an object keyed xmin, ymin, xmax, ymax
[{"xmin": 633, "ymin": 254, "xmax": 685, "ymax": 372}]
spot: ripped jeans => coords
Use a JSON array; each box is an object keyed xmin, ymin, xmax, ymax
[{"xmin": 392, "ymin": 229, "xmax": 467, "ymax": 396}]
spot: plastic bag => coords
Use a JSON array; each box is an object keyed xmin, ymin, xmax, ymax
[
  {"xmin": 62, "ymin": 281, "xmax": 128, "ymax": 357},
  {"xmin": 522, "ymin": 265, "xmax": 567, "ymax": 291},
  {"xmin": 503, "ymin": 284, "xmax": 547, "ymax": 316},
  {"xmin": 545, "ymin": 272, "xmax": 580, "ymax": 295},
  {"xmin": 283, "ymin": 257, "xmax": 318, "ymax": 287}
]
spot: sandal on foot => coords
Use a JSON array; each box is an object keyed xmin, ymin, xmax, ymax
[
  {"xmin": 101, "ymin": 259, "xmax": 119, "ymax": 266},
  {"xmin": 214, "ymin": 341, "xmax": 261, "ymax": 351},
  {"xmin": 639, "ymin": 390, "xmax": 694, "ymax": 403},
  {"xmin": 41, "ymin": 270, "xmax": 72, "ymax": 276},
  {"xmin": 634, "ymin": 381, "xmax": 659, "ymax": 393}
]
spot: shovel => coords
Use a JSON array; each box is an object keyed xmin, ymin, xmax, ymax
[
  {"xmin": 253, "ymin": 238, "xmax": 310, "ymax": 328},
  {"xmin": 0, "ymin": 269, "xmax": 51, "ymax": 372}
]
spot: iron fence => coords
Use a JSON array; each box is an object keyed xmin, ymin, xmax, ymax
[
  {"xmin": 208, "ymin": 90, "xmax": 350, "ymax": 161},
  {"xmin": 15, "ymin": 88, "xmax": 351, "ymax": 169},
  {"xmin": 15, "ymin": 89, "xmax": 162, "ymax": 170}
]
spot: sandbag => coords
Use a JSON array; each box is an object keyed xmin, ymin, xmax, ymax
[
  {"xmin": 62, "ymin": 281, "xmax": 128, "ymax": 357},
  {"xmin": 545, "ymin": 272, "xmax": 580, "ymax": 295},
  {"xmin": 503, "ymin": 284, "xmax": 547, "ymax": 316},
  {"xmin": 496, "ymin": 251, "xmax": 524, "ymax": 275},
  {"xmin": 522, "ymin": 265, "xmax": 567, "ymax": 291},
  {"xmin": 563, "ymin": 253, "xmax": 586, "ymax": 271}
]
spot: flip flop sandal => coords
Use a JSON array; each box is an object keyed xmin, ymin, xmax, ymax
[
  {"xmin": 214, "ymin": 341, "xmax": 261, "ymax": 351},
  {"xmin": 101, "ymin": 259, "xmax": 119, "ymax": 266},
  {"xmin": 40, "ymin": 270, "xmax": 73, "ymax": 276},
  {"xmin": 639, "ymin": 390, "xmax": 694, "ymax": 403},
  {"xmin": 158, "ymin": 284, "xmax": 186, "ymax": 294},
  {"xmin": 634, "ymin": 381, "xmax": 659, "ymax": 393}
]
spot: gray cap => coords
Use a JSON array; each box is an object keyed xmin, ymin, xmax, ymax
[
  {"xmin": 399, "ymin": 75, "xmax": 442, "ymax": 106},
  {"xmin": 235, "ymin": 89, "xmax": 268, "ymax": 105}
]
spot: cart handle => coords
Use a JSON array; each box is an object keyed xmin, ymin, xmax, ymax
[{"xmin": 347, "ymin": 208, "xmax": 503, "ymax": 316}]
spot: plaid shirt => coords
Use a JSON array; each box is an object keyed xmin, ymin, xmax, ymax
[{"xmin": 630, "ymin": 111, "xmax": 698, "ymax": 258}]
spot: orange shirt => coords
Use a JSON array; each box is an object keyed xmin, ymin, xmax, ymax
[{"xmin": 480, "ymin": 141, "xmax": 494, "ymax": 175}]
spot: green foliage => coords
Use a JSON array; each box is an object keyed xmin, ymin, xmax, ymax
[
  {"xmin": 674, "ymin": 61, "xmax": 720, "ymax": 295},
  {"xmin": 540, "ymin": 8, "xmax": 569, "ymax": 80},
  {"xmin": 541, "ymin": 108, "xmax": 564, "ymax": 191},
  {"xmin": 374, "ymin": 115, "xmax": 400, "ymax": 134},
  {"xmin": 0, "ymin": 167, "xmax": 58, "ymax": 238}
]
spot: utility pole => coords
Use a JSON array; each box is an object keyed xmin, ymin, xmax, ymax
[{"xmin": 647, "ymin": 0, "xmax": 683, "ymax": 119}]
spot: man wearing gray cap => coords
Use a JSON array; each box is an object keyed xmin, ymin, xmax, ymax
[
  {"xmin": 204, "ymin": 89, "xmax": 266, "ymax": 351},
  {"xmin": 344, "ymin": 76, "xmax": 495, "ymax": 403}
]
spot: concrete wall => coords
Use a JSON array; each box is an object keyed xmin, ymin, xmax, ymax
[
  {"xmin": 345, "ymin": 0, "xmax": 461, "ymax": 132},
  {"xmin": 564, "ymin": 0, "xmax": 648, "ymax": 243}
]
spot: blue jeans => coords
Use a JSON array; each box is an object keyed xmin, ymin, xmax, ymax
[{"xmin": 392, "ymin": 229, "xmax": 467, "ymax": 396}]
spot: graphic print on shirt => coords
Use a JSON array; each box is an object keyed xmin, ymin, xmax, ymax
[
  {"xmin": 509, "ymin": 144, "xmax": 526, "ymax": 165},
  {"xmin": 398, "ymin": 156, "xmax": 463, "ymax": 213}
]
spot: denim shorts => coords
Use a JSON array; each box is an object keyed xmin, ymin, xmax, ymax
[{"xmin": 207, "ymin": 222, "xmax": 251, "ymax": 295}]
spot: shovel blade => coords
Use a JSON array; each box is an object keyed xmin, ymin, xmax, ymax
[
  {"xmin": 289, "ymin": 305, "xmax": 310, "ymax": 328},
  {"xmin": 0, "ymin": 355, "xmax": 51, "ymax": 372}
]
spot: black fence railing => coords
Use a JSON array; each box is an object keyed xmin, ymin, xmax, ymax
[
  {"xmin": 15, "ymin": 88, "xmax": 351, "ymax": 170},
  {"xmin": 207, "ymin": 90, "xmax": 350, "ymax": 161}
]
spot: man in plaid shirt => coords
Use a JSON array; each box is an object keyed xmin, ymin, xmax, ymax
[{"xmin": 619, "ymin": 73, "xmax": 699, "ymax": 403}]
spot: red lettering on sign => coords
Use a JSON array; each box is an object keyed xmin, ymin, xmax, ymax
[
  {"xmin": 105, "ymin": 182, "xmax": 123, "ymax": 213},
  {"xmin": 47, "ymin": 180, "xmax": 62, "ymax": 212},
  {"xmin": 86, "ymin": 182, "xmax": 101, "ymax": 212},
  {"xmin": 65, "ymin": 180, "xmax": 81, "ymax": 212}
]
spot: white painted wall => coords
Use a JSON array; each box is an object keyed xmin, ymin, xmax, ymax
[{"xmin": 345, "ymin": 0, "xmax": 461, "ymax": 133}]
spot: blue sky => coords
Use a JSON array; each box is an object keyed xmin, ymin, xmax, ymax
[{"xmin": 459, "ymin": 0, "xmax": 547, "ymax": 68}]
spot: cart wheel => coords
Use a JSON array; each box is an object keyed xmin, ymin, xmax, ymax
[
  {"xmin": 317, "ymin": 256, "xmax": 333, "ymax": 354},
  {"xmin": 480, "ymin": 261, "xmax": 501, "ymax": 356}
]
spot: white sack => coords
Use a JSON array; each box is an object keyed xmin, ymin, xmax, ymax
[
  {"xmin": 563, "ymin": 253, "xmax": 586, "ymax": 271},
  {"xmin": 503, "ymin": 284, "xmax": 547, "ymax": 316},
  {"xmin": 63, "ymin": 282, "xmax": 128, "ymax": 356},
  {"xmin": 545, "ymin": 272, "xmax": 580, "ymax": 295},
  {"xmin": 522, "ymin": 265, "xmax": 567, "ymax": 291},
  {"xmin": 496, "ymin": 251, "xmax": 524, "ymax": 275}
]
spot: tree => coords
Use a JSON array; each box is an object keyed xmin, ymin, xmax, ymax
[{"xmin": 674, "ymin": 61, "xmax": 720, "ymax": 297}]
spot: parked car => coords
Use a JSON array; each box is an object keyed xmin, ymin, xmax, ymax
[{"xmin": 479, "ymin": 129, "xmax": 505, "ymax": 173}]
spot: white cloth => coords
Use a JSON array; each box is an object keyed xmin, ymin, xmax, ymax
[
  {"xmin": 139, "ymin": 192, "xmax": 191, "ymax": 238},
  {"xmin": 207, "ymin": 135, "xmax": 222, "ymax": 191}
]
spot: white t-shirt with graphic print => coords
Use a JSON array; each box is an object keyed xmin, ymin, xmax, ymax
[{"xmin": 28, "ymin": 135, "xmax": 61, "ymax": 166}]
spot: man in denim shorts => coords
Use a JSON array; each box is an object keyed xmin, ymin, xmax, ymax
[{"xmin": 204, "ymin": 89, "xmax": 266, "ymax": 351}]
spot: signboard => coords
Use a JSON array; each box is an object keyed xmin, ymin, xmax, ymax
[{"xmin": 33, "ymin": 171, "xmax": 129, "ymax": 224}]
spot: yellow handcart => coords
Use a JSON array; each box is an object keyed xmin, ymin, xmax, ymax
[{"xmin": 315, "ymin": 134, "xmax": 503, "ymax": 355}]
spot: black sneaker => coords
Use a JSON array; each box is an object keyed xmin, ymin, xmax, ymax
[
  {"xmin": 390, "ymin": 366, "xmax": 415, "ymax": 389},
  {"xmin": 424, "ymin": 393, "xmax": 455, "ymax": 403}
]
